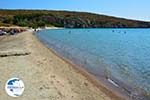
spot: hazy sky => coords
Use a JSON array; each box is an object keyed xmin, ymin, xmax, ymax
[{"xmin": 0, "ymin": 0, "xmax": 149, "ymax": 21}]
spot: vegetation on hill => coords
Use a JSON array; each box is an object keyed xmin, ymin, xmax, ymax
[{"xmin": 0, "ymin": 9, "xmax": 150, "ymax": 28}]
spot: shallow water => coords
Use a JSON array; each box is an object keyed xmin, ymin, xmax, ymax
[{"xmin": 36, "ymin": 28, "xmax": 150, "ymax": 99}]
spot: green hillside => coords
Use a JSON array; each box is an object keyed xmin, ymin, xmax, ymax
[{"xmin": 0, "ymin": 9, "xmax": 150, "ymax": 28}]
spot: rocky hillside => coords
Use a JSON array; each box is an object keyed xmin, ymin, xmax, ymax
[{"xmin": 0, "ymin": 9, "xmax": 150, "ymax": 28}]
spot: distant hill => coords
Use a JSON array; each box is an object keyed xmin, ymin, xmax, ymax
[{"xmin": 0, "ymin": 9, "xmax": 150, "ymax": 28}]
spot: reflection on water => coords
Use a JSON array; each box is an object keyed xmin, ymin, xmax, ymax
[{"xmin": 36, "ymin": 28, "xmax": 150, "ymax": 100}]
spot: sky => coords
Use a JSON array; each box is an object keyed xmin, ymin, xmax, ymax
[{"xmin": 0, "ymin": 0, "xmax": 150, "ymax": 21}]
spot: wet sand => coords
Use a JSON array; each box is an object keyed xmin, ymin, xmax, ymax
[{"xmin": 0, "ymin": 30, "xmax": 125, "ymax": 100}]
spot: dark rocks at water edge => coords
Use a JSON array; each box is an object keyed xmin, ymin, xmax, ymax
[{"xmin": 0, "ymin": 27, "xmax": 26, "ymax": 36}]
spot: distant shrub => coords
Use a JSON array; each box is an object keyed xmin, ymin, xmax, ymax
[
  {"xmin": 2, "ymin": 17, "xmax": 13, "ymax": 24},
  {"xmin": 0, "ymin": 10, "xmax": 150, "ymax": 28}
]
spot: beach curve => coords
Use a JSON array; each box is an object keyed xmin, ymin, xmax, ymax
[{"xmin": 0, "ymin": 29, "xmax": 125, "ymax": 100}]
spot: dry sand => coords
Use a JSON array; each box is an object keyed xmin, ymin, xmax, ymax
[{"xmin": 0, "ymin": 30, "xmax": 124, "ymax": 100}]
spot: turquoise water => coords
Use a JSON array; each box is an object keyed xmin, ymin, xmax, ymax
[{"xmin": 36, "ymin": 29, "xmax": 150, "ymax": 100}]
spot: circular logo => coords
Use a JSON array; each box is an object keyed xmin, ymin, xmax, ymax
[{"xmin": 5, "ymin": 78, "xmax": 25, "ymax": 97}]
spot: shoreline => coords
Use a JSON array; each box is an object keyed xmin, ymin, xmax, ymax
[
  {"xmin": 35, "ymin": 28, "xmax": 150, "ymax": 100},
  {"xmin": 34, "ymin": 30, "xmax": 131, "ymax": 100},
  {"xmin": 0, "ymin": 29, "xmax": 114, "ymax": 100},
  {"xmin": 0, "ymin": 28, "xmax": 147, "ymax": 100}
]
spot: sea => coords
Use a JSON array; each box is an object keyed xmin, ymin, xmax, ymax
[{"xmin": 36, "ymin": 28, "xmax": 150, "ymax": 100}]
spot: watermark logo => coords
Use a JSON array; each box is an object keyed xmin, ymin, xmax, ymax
[{"xmin": 5, "ymin": 78, "xmax": 25, "ymax": 97}]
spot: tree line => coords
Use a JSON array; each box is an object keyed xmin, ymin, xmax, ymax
[{"xmin": 0, "ymin": 9, "xmax": 150, "ymax": 28}]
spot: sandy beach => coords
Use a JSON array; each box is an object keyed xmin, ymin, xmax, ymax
[{"xmin": 0, "ymin": 30, "xmax": 125, "ymax": 100}]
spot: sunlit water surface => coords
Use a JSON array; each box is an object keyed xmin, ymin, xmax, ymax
[{"xmin": 36, "ymin": 29, "xmax": 150, "ymax": 99}]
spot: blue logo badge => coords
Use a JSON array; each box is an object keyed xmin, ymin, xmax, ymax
[{"xmin": 5, "ymin": 78, "xmax": 25, "ymax": 97}]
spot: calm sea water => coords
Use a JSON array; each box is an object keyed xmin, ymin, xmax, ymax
[{"xmin": 36, "ymin": 28, "xmax": 150, "ymax": 99}]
